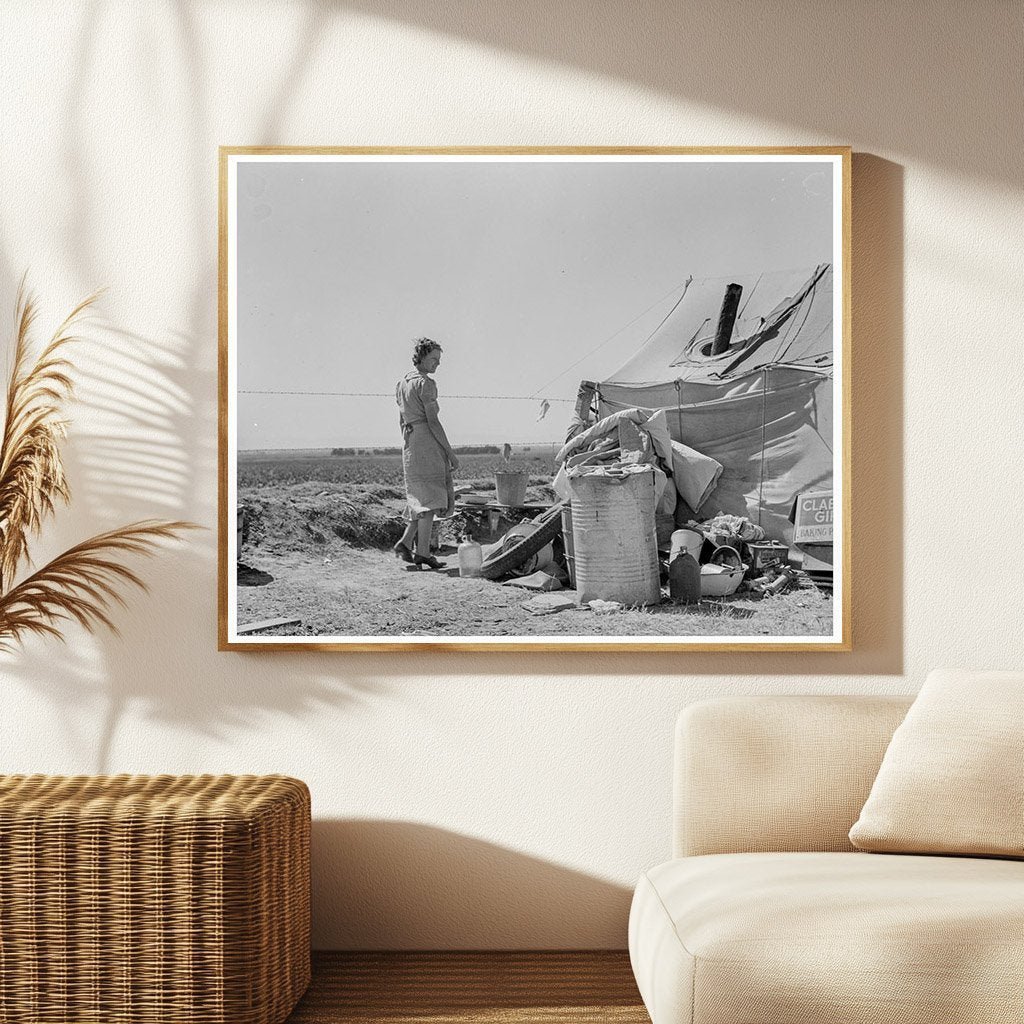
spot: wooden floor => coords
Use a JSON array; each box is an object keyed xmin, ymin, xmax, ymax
[{"xmin": 286, "ymin": 951, "xmax": 649, "ymax": 1023}]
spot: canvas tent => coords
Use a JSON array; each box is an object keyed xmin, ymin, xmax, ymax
[{"xmin": 591, "ymin": 264, "xmax": 835, "ymax": 543}]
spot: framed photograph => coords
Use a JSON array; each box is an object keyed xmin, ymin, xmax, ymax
[{"xmin": 219, "ymin": 147, "xmax": 850, "ymax": 651}]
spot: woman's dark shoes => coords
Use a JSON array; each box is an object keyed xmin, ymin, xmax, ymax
[
  {"xmin": 414, "ymin": 553, "xmax": 444, "ymax": 570},
  {"xmin": 392, "ymin": 541, "xmax": 414, "ymax": 563}
]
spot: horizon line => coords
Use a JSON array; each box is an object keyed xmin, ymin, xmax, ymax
[{"xmin": 238, "ymin": 441, "xmax": 563, "ymax": 453}]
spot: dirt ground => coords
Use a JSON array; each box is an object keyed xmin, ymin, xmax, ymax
[
  {"xmin": 236, "ymin": 544, "xmax": 833, "ymax": 639},
  {"xmin": 235, "ymin": 477, "xmax": 834, "ymax": 639}
]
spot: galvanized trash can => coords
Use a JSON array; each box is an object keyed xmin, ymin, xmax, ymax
[{"xmin": 566, "ymin": 466, "xmax": 661, "ymax": 606}]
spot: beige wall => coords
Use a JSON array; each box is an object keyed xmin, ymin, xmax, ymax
[{"xmin": 1, "ymin": 1, "xmax": 1021, "ymax": 948}]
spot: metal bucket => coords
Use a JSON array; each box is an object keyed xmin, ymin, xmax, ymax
[
  {"xmin": 670, "ymin": 528, "xmax": 703, "ymax": 561},
  {"xmin": 567, "ymin": 468, "xmax": 660, "ymax": 607},
  {"xmin": 494, "ymin": 471, "xmax": 528, "ymax": 506}
]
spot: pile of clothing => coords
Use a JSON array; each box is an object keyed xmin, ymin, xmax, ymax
[
  {"xmin": 552, "ymin": 407, "xmax": 724, "ymax": 545},
  {"xmin": 694, "ymin": 512, "xmax": 766, "ymax": 548}
]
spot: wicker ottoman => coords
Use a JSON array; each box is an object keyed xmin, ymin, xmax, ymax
[{"xmin": 0, "ymin": 774, "xmax": 310, "ymax": 1024}]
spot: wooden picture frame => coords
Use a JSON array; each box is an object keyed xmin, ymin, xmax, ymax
[{"xmin": 219, "ymin": 147, "xmax": 851, "ymax": 651}]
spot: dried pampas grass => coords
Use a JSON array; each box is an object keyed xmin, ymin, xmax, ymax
[{"xmin": 0, "ymin": 278, "xmax": 196, "ymax": 650}]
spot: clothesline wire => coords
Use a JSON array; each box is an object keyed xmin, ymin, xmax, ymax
[
  {"xmin": 240, "ymin": 389, "xmax": 573, "ymax": 402},
  {"xmin": 242, "ymin": 275, "xmax": 693, "ymax": 406}
]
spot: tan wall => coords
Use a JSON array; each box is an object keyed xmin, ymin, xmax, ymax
[{"xmin": 0, "ymin": 1, "xmax": 1021, "ymax": 948}]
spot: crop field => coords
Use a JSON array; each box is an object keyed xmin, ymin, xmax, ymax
[{"xmin": 238, "ymin": 447, "xmax": 559, "ymax": 488}]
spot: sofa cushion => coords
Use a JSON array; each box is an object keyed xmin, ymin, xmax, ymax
[
  {"xmin": 629, "ymin": 852, "xmax": 1024, "ymax": 1024},
  {"xmin": 849, "ymin": 669, "xmax": 1024, "ymax": 857}
]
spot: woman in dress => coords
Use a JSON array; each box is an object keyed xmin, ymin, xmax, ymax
[{"xmin": 393, "ymin": 338, "xmax": 459, "ymax": 569}]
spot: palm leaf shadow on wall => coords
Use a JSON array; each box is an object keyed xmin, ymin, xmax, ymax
[{"xmin": 0, "ymin": 277, "xmax": 197, "ymax": 650}]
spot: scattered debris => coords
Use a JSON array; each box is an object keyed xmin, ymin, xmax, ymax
[
  {"xmin": 743, "ymin": 565, "xmax": 798, "ymax": 597},
  {"xmin": 237, "ymin": 616, "xmax": 302, "ymax": 635},
  {"xmin": 502, "ymin": 571, "xmax": 564, "ymax": 592},
  {"xmin": 522, "ymin": 594, "xmax": 576, "ymax": 616},
  {"xmin": 765, "ymin": 567, "xmax": 796, "ymax": 595}
]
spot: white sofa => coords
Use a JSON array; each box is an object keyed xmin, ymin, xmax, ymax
[{"xmin": 628, "ymin": 695, "xmax": 1024, "ymax": 1024}]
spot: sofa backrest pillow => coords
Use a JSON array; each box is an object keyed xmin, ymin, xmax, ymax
[{"xmin": 850, "ymin": 669, "xmax": 1024, "ymax": 858}]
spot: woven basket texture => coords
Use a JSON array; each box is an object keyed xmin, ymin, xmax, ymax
[
  {"xmin": 568, "ymin": 470, "xmax": 661, "ymax": 606},
  {"xmin": 0, "ymin": 774, "xmax": 310, "ymax": 1024}
]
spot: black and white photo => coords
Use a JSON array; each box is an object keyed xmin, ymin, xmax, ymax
[{"xmin": 219, "ymin": 148, "xmax": 850, "ymax": 650}]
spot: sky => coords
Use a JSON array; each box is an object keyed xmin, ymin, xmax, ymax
[{"xmin": 234, "ymin": 155, "xmax": 833, "ymax": 450}]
